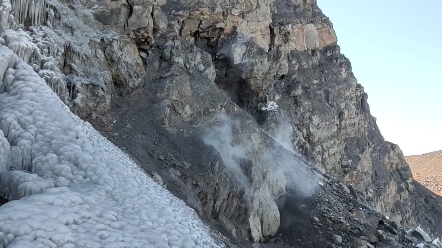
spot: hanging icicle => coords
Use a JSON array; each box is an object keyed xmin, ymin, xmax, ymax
[
  {"xmin": 0, "ymin": 130, "xmax": 10, "ymax": 171},
  {"xmin": 11, "ymin": 0, "xmax": 46, "ymax": 26}
]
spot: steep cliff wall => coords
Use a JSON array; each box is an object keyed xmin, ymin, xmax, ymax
[{"xmin": 0, "ymin": 0, "xmax": 441, "ymax": 246}]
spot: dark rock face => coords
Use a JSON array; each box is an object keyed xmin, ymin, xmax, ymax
[{"xmin": 4, "ymin": 0, "xmax": 442, "ymax": 246}]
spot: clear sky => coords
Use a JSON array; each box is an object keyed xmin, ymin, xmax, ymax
[{"xmin": 317, "ymin": 1, "xmax": 442, "ymax": 156}]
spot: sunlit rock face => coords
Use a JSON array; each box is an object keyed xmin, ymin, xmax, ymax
[{"xmin": 0, "ymin": 0, "xmax": 441, "ymax": 247}]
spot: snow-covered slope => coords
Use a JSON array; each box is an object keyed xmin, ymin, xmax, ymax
[{"xmin": 0, "ymin": 45, "xmax": 222, "ymax": 247}]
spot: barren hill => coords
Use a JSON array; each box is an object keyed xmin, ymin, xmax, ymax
[{"xmin": 407, "ymin": 150, "xmax": 442, "ymax": 195}]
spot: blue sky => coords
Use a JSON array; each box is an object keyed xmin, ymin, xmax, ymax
[{"xmin": 317, "ymin": 1, "xmax": 442, "ymax": 156}]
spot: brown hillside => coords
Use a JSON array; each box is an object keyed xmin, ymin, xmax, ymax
[{"xmin": 406, "ymin": 150, "xmax": 442, "ymax": 195}]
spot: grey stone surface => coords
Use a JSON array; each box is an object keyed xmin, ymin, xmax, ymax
[{"xmin": 1, "ymin": 0, "xmax": 442, "ymax": 246}]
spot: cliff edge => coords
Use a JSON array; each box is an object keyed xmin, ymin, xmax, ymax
[{"xmin": 0, "ymin": 0, "xmax": 441, "ymax": 247}]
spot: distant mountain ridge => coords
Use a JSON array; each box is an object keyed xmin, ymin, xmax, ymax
[{"xmin": 407, "ymin": 150, "xmax": 442, "ymax": 195}]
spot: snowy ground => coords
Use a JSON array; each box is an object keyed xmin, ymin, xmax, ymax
[{"xmin": 0, "ymin": 44, "xmax": 222, "ymax": 247}]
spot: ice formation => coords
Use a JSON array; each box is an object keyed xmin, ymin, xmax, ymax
[
  {"xmin": 0, "ymin": 1, "xmax": 12, "ymax": 31},
  {"xmin": 2, "ymin": 29, "xmax": 39, "ymax": 63},
  {"xmin": 0, "ymin": 44, "xmax": 222, "ymax": 247},
  {"xmin": 11, "ymin": 0, "xmax": 45, "ymax": 26}
]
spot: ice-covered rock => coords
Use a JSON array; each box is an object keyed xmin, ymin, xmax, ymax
[
  {"xmin": 0, "ymin": 0, "xmax": 12, "ymax": 32},
  {"xmin": 0, "ymin": 45, "xmax": 222, "ymax": 247},
  {"xmin": 1, "ymin": 29, "xmax": 39, "ymax": 63}
]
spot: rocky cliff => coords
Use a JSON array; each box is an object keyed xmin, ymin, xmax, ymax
[{"xmin": 0, "ymin": 0, "xmax": 442, "ymax": 247}]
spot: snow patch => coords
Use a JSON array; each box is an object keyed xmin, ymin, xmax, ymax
[
  {"xmin": 0, "ymin": 45, "xmax": 222, "ymax": 247},
  {"xmin": 415, "ymin": 225, "xmax": 432, "ymax": 242},
  {"xmin": 433, "ymin": 238, "xmax": 442, "ymax": 247},
  {"xmin": 259, "ymin": 101, "xmax": 279, "ymax": 111}
]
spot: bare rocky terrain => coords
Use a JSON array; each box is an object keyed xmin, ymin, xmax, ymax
[
  {"xmin": 0, "ymin": 0, "xmax": 442, "ymax": 247},
  {"xmin": 407, "ymin": 151, "xmax": 442, "ymax": 196}
]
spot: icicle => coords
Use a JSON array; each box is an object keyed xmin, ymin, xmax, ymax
[
  {"xmin": 32, "ymin": 0, "xmax": 37, "ymax": 26},
  {"xmin": 55, "ymin": 78, "xmax": 59, "ymax": 95},
  {"xmin": 14, "ymin": 0, "xmax": 19, "ymax": 23},
  {"xmin": 17, "ymin": 144, "xmax": 33, "ymax": 170},
  {"xmin": 0, "ymin": 0, "xmax": 13, "ymax": 31},
  {"xmin": 47, "ymin": 6, "xmax": 53, "ymax": 27},
  {"xmin": 22, "ymin": 0, "xmax": 28, "ymax": 24},
  {"xmin": 0, "ymin": 45, "xmax": 18, "ymax": 82},
  {"xmin": 11, "ymin": 0, "xmax": 46, "ymax": 26},
  {"xmin": 0, "ymin": 130, "xmax": 10, "ymax": 171},
  {"xmin": 2, "ymin": 30, "xmax": 39, "ymax": 63},
  {"xmin": 0, "ymin": 185, "xmax": 10, "ymax": 200}
]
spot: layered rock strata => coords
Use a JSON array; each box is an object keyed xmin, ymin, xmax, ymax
[{"xmin": 0, "ymin": 0, "xmax": 440, "ymax": 245}]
